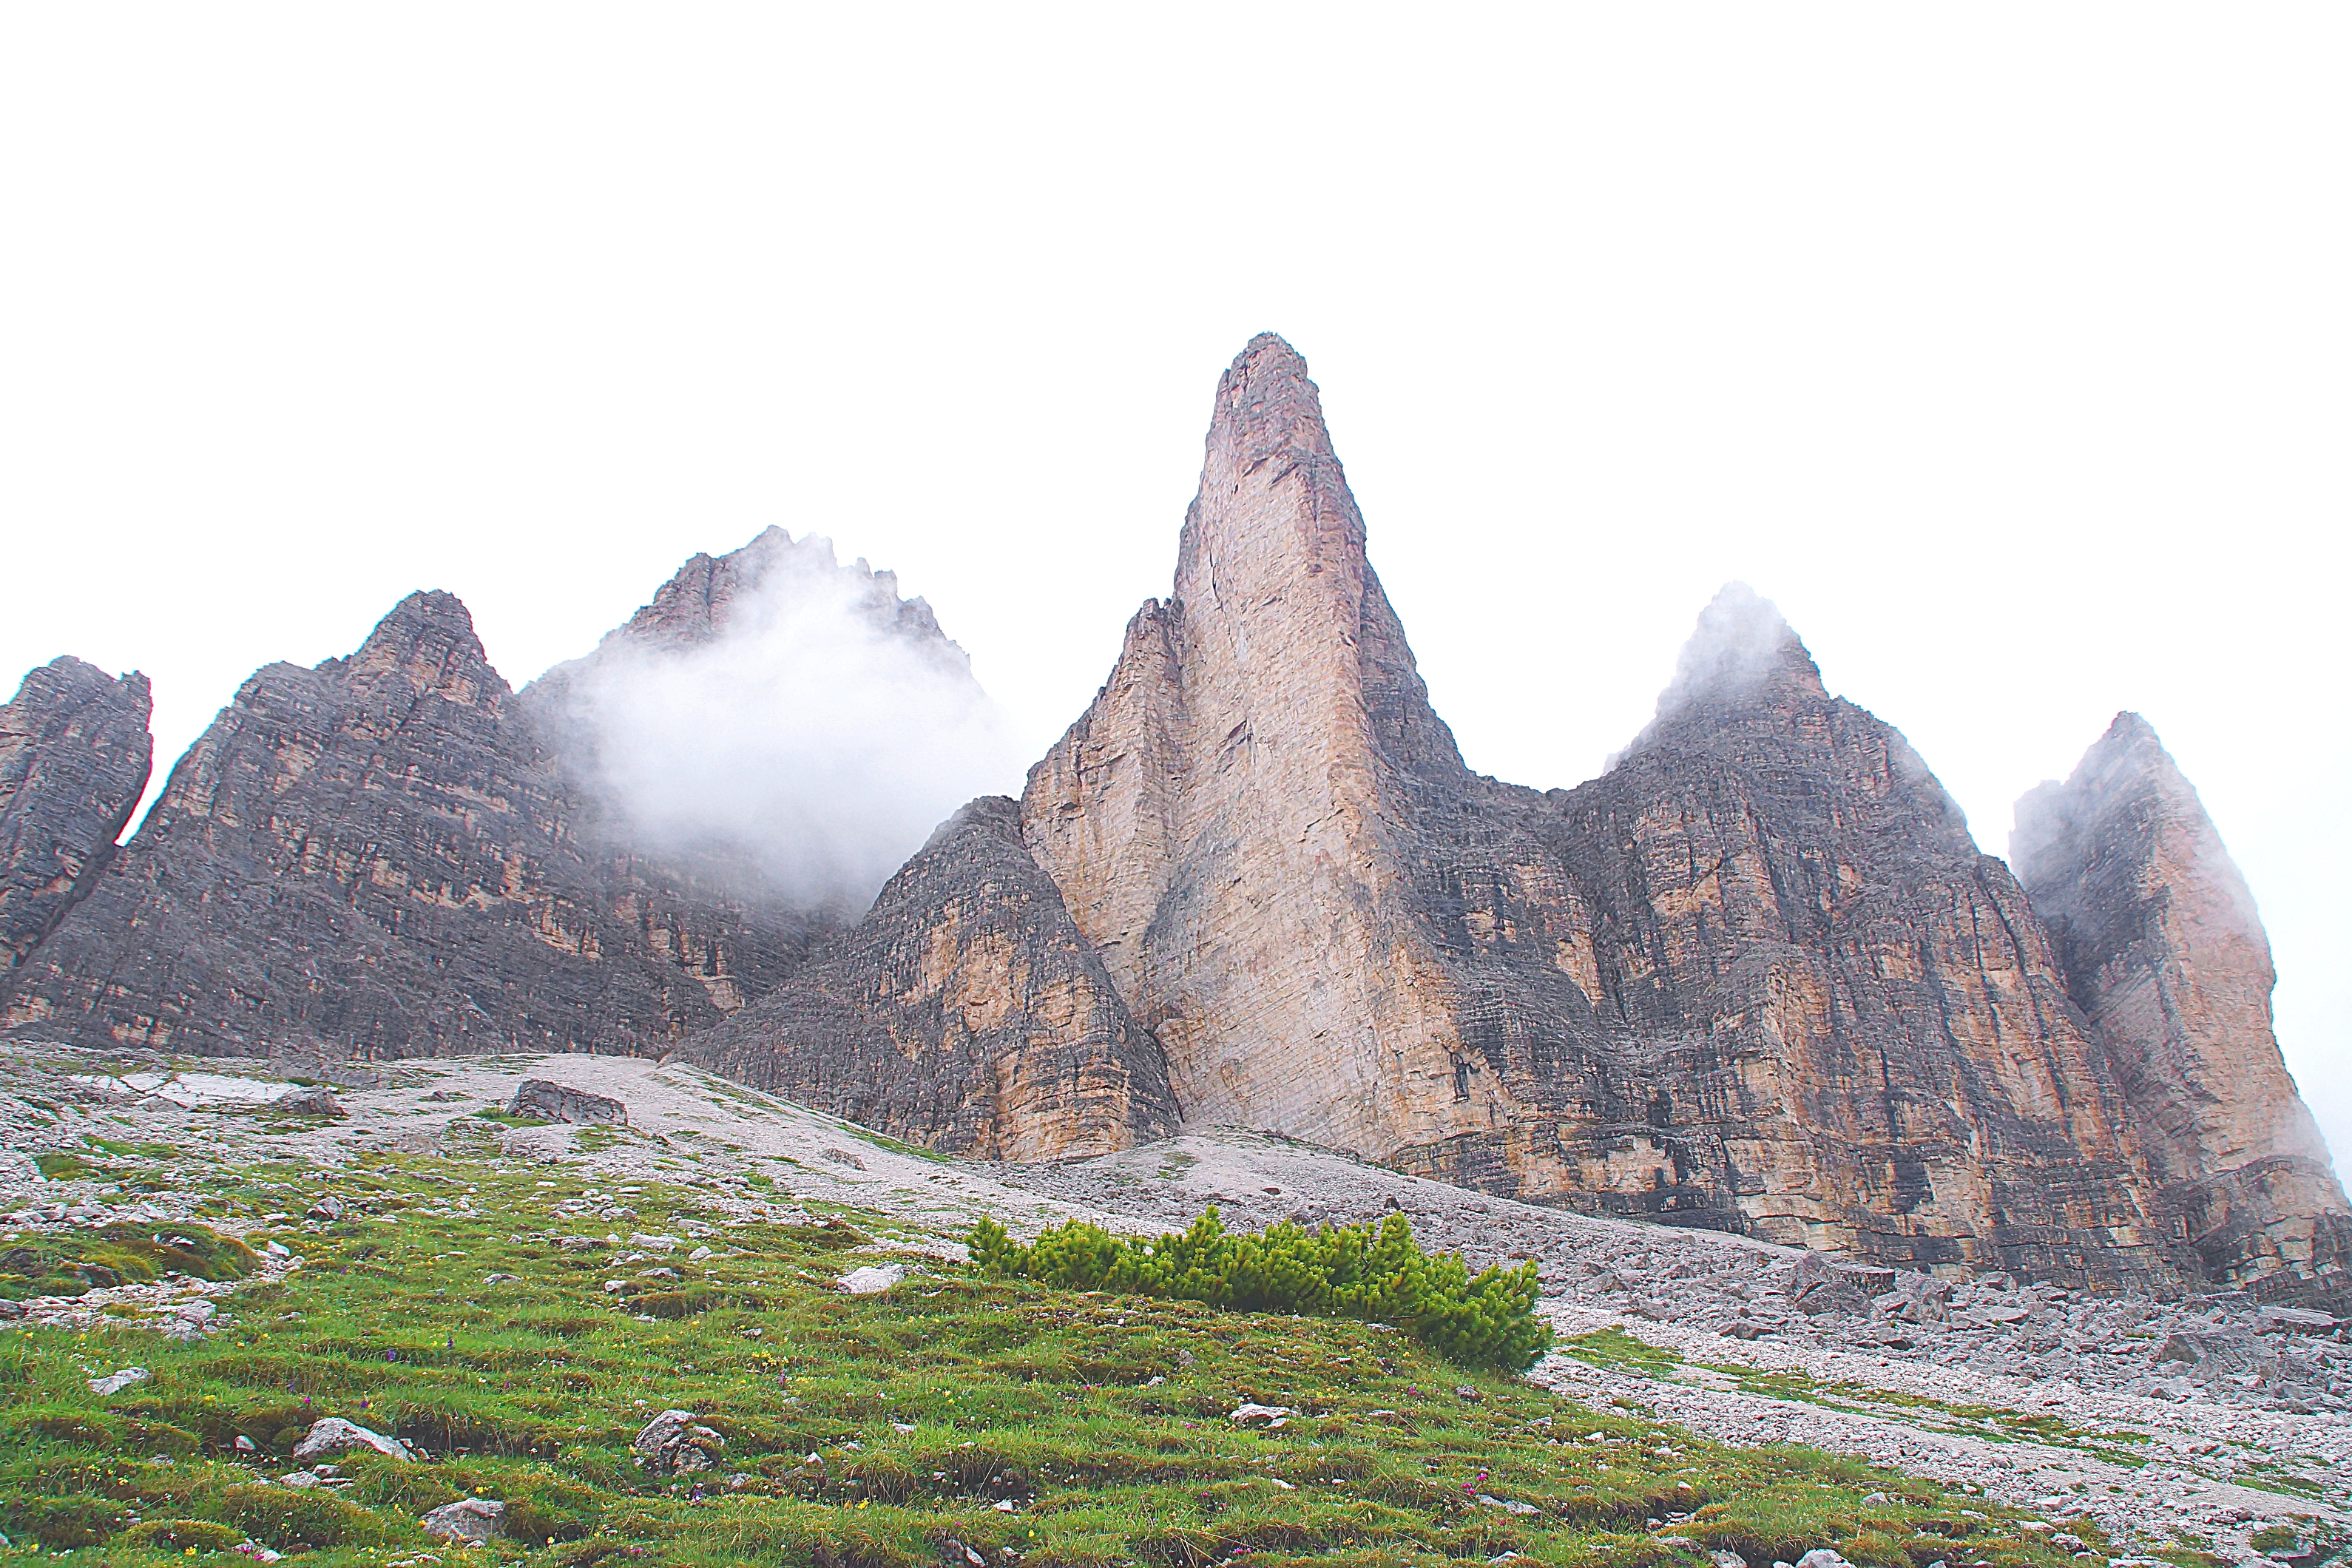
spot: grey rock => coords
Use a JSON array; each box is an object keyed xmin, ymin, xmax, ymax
[
  {"xmin": 4, "ymin": 585, "xmax": 831, "ymax": 1058},
  {"xmin": 267, "ymin": 1085, "xmax": 345, "ymax": 1118},
  {"xmin": 87, "ymin": 1367, "xmax": 149, "ymax": 1396},
  {"xmin": 2255, "ymin": 1305, "xmax": 2338, "ymax": 1334},
  {"xmin": 509, "ymin": 1080, "xmax": 627, "ymax": 1127},
  {"xmin": 0, "ymin": 658, "xmax": 152, "ymax": 970},
  {"xmin": 419, "ymin": 1498, "xmax": 506, "ymax": 1543},
  {"xmin": 632, "ymin": 1409, "xmax": 723, "ymax": 1474},
  {"xmin": 291, "ymin": 1417, "xmax": 413, "ymax": 1463},
  {"xmin": 838, "ymin": 1265, "xmax": 905, "ymax": 1296}
]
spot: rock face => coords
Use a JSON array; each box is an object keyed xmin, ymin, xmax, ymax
[
  {"xmin": 2014, "ymin": 713, "xmax": 2351, "ymax": 1301},
  {"xmin": 692, "ymin": 797, "xmax": 1180, "ymax": 1161},
  {"xmin": 0, "ymin": 658, "xmax": 153, "ymax": 967},
  {"xmin": 2, "ymin": 587, "xmax": 820, "ymax": 1057},
  {"xmin": 996, "ymin": 334, "xmax": 2168, "ymax": 1285}
]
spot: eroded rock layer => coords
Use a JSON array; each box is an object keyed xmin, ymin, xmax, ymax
[
  {"xmin": 2015, "ymin": 714, "xmax": 2351, "ymax": 1301},
  {"xmin": 0, "ymin": 659, "xmax": 154, "ymax": 967},
  {"xmin": 2, "ymin": 592, "xmax": 818, "ymax": 1057},
  {"xmin": 689, "ymin": 797, "xmax": 1181, "ymax": 1161}
]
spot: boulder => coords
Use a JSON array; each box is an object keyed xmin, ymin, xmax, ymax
[
  {"xmin": 268, "ymin": 1085, "xmax": 346, "ymax": 1118},
  {"xmin": 509, "ymin": 1081, "xmax": 629, "ymax": 1127},
  {"xmin": 420, "ymin": 1498, "xmax": 506, "ymax": 1544},
  {"xmin": 291, "ymin": 1417, "xmax": 413, "ymax": 1464},
  {"xmin": 632, "ymin": 1409, "xmax": 724, "ymax": 1475},
  {"xmin": 2256, "ymin": 1305, "xmax": 2339, "ymax": 1335},
  {"xmin": 838, "ymin": 1265, "xmax": 905, "ymax": 1296}
]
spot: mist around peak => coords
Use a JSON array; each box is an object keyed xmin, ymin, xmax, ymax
[{"xmin": 546, "ymin": 530, "xmax": 1028, "ymax": 913}]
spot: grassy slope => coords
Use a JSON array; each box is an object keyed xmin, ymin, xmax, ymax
[{"xmin": 2, "ymin": 1149, "xmax": 2109, "ymax": 1568}]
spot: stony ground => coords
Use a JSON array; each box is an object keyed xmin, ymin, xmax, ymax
[{"xmin": 4, "ymin": 1042, "xmax": 2346, "ymax": 1567}]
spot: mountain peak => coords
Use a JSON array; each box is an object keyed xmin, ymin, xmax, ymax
[
  {"xmin": 343, "ymin": 590, "xmax": 499, "ymax": 700},
  {"xmin": 1652, "ymin": 582, "xmax": 1825, "ymax": 722}
]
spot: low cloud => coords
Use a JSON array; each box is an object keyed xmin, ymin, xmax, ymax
[{"xmin": 543, "ymin": 532, "xmax": 1026, "ymax": 911}]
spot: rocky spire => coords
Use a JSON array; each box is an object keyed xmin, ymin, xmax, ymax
[
  {"xmin": 0, "ymin": 658, "xmax": 152, "ymax": 967},
  {"xmin": 2015, "ymin": 713, "xmax": 2349, "ymax": 1296}
]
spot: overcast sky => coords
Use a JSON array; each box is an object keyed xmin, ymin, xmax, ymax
[{"xmin": 4, "ymin": 7, "xmax": 2345, "ymax": 1162}]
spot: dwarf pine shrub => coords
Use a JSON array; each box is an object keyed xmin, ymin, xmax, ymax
[{"xmin": 966, "ymin": 1208, "xmax": 1551, "ymax": 1371}]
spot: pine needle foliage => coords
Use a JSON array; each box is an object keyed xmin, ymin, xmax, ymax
[{"xmin": 966, "ymin": 1207, "xmax": 1552, "ymax": 1371}]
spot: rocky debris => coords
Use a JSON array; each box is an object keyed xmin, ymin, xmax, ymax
[
  {"xmin": 419, "ymin": 1498, "xmax": 506, "ymax": 1543},
  {"xmin": 306, "ymin": 1195, "xmax": 346, "ymax": 1222},
  {"xmin": 267, "ymin": 1085, "xmax": 345, "ymax": 1118},
  {"xmin": 2014, "ymin": 712, "xmax": 2352, "ymax": 1305},
  {"xmin": 0, "ymin": 657, "xmax": 152, "ymax": 968},
  {"xmin": 4, "ymin": 584, "xmax": 828, "ymax": 1058},
  {"xmin": 632, "ymin": 1408, "xmax": 724, "ymax": 1474},
  {"xmin": 1229, "ymin": 1402, "xmax": 1294, "ymax": 1428},
  {"xmin": 690, "ymin": 797, "xmax": 1180, "ymax": 1160},
  {"xmin": 291, "ymin": 1417, "xmax": 413, "ymax": 1464},
  {"xmin": 837, "ymin": 1264, "xmax": 904, "ymax": 1295},
  {"xmin": 510, "ymin": 1080, "xmax": 628, "ymax": 1127},
  {"xmin": 87, "ymin": 1366, "xmax": 149, "ymax": 1396}
]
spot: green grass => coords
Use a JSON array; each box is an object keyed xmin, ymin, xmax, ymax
[{"xmin": 0, "ymin": 1154, "xmax": 2109, "ymax": 1568}]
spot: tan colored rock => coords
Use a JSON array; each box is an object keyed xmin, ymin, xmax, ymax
[
  {"xmin": 2014, "ymin": 713, "xmax": 2351, "ymax": 1297},
  {"xmin": 1016, "ymin": 334, "xmax": 2171, "ymax": 1288}
]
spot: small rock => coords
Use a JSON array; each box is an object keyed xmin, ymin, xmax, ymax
[
  {"xmin": 943, "ymin": 1540, "xmax": 986, "ymax": 1568},
  {"xmin": 268, "ymin": 1085, "xmax": 345, "ymax": 1118},
  {"xmin": 632, "ymin": 1409, "xmax": 724, "ymax": 1475},
  {"xmin": 1230, "ymin": 1402, "xmax": 1294, "ymax": 1428},
  {"xmin": 264, "ymin": 1241, "xmax": 291, "ymax": 1259},
  {"xmin": 839, "ymin": 1265, "xmax": 905, "ymax": 1296},
  {"xmin": 1453, "ymin": 1385, "xmax": 1481, "ymax": 1402},
  {"xmin": 1709, "ymin": 1552, "xmax": 1749, "ymax": 1568},
  {"xmin": 1476, "ymin": 1495, "xmax": 1540, "ymax": 1515},
  {"xmin": 291, "ymin": 1417, "xmax": 414, "ymax": 1464},
  {"xmin": 1795, "ymin": 1552, "xmax": 1853, "ymax": 1568},
  {"xmin": 278, "ymin": 1472, "xmax": 320, "ymax": 1490},
  {"xmin": 629, "ymin": 1232, "xmax": 679, "ymax": 1251},
  {"xmin": 689, "ymin": 1246, "xmax": 713, "ymax": 1260},
  {"xmin": 305, "ymin": 1194, "xmax": 345, "ymax": 1222},
  {"xmin": 992, "ymin": 1498, "xmax": 1016, "ymax": 1513},
  {"xmin": 88, "ymin": 1366, "xmax": 149, "ymax": 1396},
  {"xmin": 821, "ymin": 1146, "xmax": 868, "ymax": 1170},
  {"xmin": 420, "ymin": 1498, "xmax": 506, "ymax": 1544}
]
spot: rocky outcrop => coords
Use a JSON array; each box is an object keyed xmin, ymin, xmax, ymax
[
  {"xmin": 692, "ymin": 797, "xmax": 1180, "ymax": 1160},
  {"xmin": 0, "ymin": 659, "xmax": 153, "ymax": 967},
  {"xmin": 2014, "ymin": 713, "xmax": 2351, "ymax": 1302},
  {"xmin": 995, "ymin": 334, "xmax": 2176, "ymax": 1286},
  {"xmin": 2, "ymin": 591, "xmax": 819, "ymax": 1058}
]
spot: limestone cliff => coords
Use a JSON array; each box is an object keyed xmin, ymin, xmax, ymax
[
  {"xmin": 689, "ymin": 796, "xmax": 1181, "ymax": 1160},
  {"xmin": 2015, "ymin": 714, "xmax": 2351, "ymax": 1301},
  {"xmin": 1010, "ymin": 334, "xmax": 2172, "ymax": 1286},
  {"xmin": 0, "ymin": 659, "xmax": 153, "ymax": 967},
  {"xmin": 1, "ymin": 591, "xmax": 819, "ymax": 1057}
]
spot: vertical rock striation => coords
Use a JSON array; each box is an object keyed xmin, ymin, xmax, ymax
[
  {"xmin": 0, "ymin": 658, "xmax": 154, "ymax": 967},
  {"xmin": 2015, "ymin": 714, "xmax": 2351, "ymax": 1301},
  {"xmin": 690, "ymin": 797, "xmax": 1181, "ymax": 1160}
]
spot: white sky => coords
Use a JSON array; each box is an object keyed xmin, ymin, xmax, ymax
[{"xmin": 4, "ymin": 7, "xmax": 2345, "ymax": 1163}]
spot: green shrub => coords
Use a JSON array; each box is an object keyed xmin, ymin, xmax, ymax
[{"xmin": 967, "ymin": 1209, "xmax": 1550, "ymax": 1371}]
